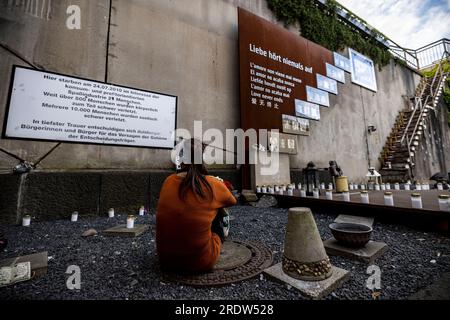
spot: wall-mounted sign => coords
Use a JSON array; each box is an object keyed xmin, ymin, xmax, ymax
[
  {"xmin": 316, "ymin": 74, "xmax": 338, "ymax": 95},
  {"xmin": 282, "ymin": 114, "xmax": 310, "ymax": 136},
  {"xmin": 306, "ymin": 86, "xmax": 330, "ymax": 107},
  {"xmin": 3, "ymin": 66, "xmax": 177, "ymax": 149},
  {"xmin": 295, "ymin": 99, "xmax": 320, "ymax": 121},
  {"xmin": 349, "ymin": 48, "xmax": 378, "ymax": 92},
  {"xmin": 238, "ymin": 8, "xmax": 333, "ymax": 132},
  {"xmin": 333, "ymin": 52, "xmax": 352, "ymax": 73},
  {"xmin": 268, "ymin": 131, "xmax": 298, "ymax": 154},
  {"xmin": 326, "ymin": 63, "xmax": 346, "ymax": 83}
]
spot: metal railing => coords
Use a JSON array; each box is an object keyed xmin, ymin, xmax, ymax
[
  {"xmin": 389, "ymin": 39, "xmax": 450, "ymax": 70},
  {"xmin": 400, "ymin": 51, "xmax": 449, "ymax": 174}
]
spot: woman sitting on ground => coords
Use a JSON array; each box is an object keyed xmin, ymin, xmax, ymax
[{"xmin": 156, "ymin": 139, "xmax": 237, "ymax": 273}]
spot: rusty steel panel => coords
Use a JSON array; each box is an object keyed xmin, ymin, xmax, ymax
[{"xmin": 238, "ymin": 8, "xmax": 333, "ymax": 132}]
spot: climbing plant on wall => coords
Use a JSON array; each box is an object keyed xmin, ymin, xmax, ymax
[{"xmin": 266, "ymin": 0, "xmax": 392, "ymax": 68}]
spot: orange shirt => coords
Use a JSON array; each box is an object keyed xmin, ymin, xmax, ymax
[{"xmin": 156, "ymin": 174, "xmax": 237, "ymax": 273}]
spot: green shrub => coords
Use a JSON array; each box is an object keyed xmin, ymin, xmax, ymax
[{"xmin": 266, "ymin": 0, "xmax": 392, "ymax": 68}]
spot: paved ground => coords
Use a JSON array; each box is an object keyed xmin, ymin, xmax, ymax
[{"xmin": 0, "ymin": 205, "xmax": 449, "ymax": 300}]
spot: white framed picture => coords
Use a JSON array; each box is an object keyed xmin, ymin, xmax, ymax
[
  {"xmin": 333, "ymin": 52, "xmax": 352, "ymax": 73},
  {"xmin": 349, "ymin": 48, "xmax": 378, "ymax": 92},
  {"xmin": 316, "ymin": 74, "xmax": 338, "ymax": 95},
  {"xmin": 295, "ymin": 99, "xmax": 321, "ymax": 121},
  {"xmin": 326, "ymin": 63, "xmax": 346, "ymax": 84},
  {"xmin": 306, "ymin": 86, "xmax": 330, "ymax": 107}
]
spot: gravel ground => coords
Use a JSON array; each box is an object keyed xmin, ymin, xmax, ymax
[{"xmin": 0, "ymin": 205, "xmax": 449, "ymax": 300}]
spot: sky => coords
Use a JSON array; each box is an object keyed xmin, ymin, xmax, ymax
[{"xmin": 336, "ymin": 0, "xmax": 450, "ymax": 49}]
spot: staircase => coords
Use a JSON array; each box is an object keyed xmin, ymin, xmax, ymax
[{"xmin": 379, "ymin": 53, "xmax": 449, "ymax": 182}]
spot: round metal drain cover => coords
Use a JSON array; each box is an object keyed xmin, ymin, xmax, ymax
[
  {"xmin": 214, "ymin": 240, "xmax": 252, "ymax": 270},
  {"xmin": 163, "ymin": 239, "xmax": 273, "ymax": 287}
]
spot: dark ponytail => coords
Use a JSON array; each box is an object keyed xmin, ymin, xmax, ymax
[{"xmin": 178, "ymin": 139, "xmax": 213, "ymax": 201}]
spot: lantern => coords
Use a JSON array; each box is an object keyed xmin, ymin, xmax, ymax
[{"xmin": 303, "ymin": 162, "xmax": 320, "ymax": 196}]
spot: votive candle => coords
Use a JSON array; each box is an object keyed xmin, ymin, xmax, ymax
[
  {"xmin": 71, "ymin": 211, "xmax": 79, "ymax": 222},
  {"xmin": 22, "ymin": 215, "xmax": 31, "ymax": 227},
  {"xmin": 343, "ymin": 191, "xmax": 350, "ymax": 202},
  {"xmin": 394, "ymin": 183, "xmax": 400, "ymax": 190},
  {"xmin": 360, "ymin": 191, "xmax": 369, "ymax": 204},
  {"xmin": 139, "ymin": 206, "xmax": 145, "ymax": 216},
  {"xmin": 313, "ymin": 188, "xmax": 319, "ymax": 199},
  {"xmin": 127, "ymin": 215, "xmax": 136, "ymax": 229},
  {"xmin": 438, "ymin": 195, "xmax": 449, "ymax": 211},
  {"xmin": 326, "ymin": 189, "xmax": 333, "ymax": 200},
  {"xmin": 384, "ymin": 192, "xmax": 394, "ymax": 206},
  {"xmin": 108, "ymin": 208, "xmax": 115, "ymax": 218},
  {"xmin": 411, "ymin": 193, "xmax": 423, "ymax": 209},
  {"xmin": 300, "ymin": 189, "xmax": 306, "ymax": 197}
]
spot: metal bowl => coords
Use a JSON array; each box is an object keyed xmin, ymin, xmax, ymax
[{"xmin": 329, "ymin": 222, "xmax": 372, "ymax": 248}]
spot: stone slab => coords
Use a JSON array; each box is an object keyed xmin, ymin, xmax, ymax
[
  {"xmin": 103, "ymin": 224, "xmax": 149, "ymax": 237},
  {"xmin": 0, "ymin": 251, "xmax": 48, "ymax": 277},
  {"xmin": 334, "ymin": 214, "xmax": 374, "ymax": 228},
  {"xmin": 324, "ymin": 238, "xmax": 388, "ymax": 263},
  {"xmin": 263, "ymin": 263, "xmax": 349, "ymax": 299}
]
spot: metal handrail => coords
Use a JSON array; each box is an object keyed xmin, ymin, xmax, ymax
[
  {"xmin": 400, "ymin": 51, "xmax": 449, "ymax": 151},
  {"xmin": 389, "ymin": 38, "xmax": 450, "ymax": 70}
]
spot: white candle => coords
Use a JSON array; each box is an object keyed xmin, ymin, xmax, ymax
[
  {"xmin": 404, "ymin": 184, "xmax": 411, "ymax": 191},
  {"xmin": 415, "ymin": 184, "xmax": 422, "ymax": 191},
  {"xmin": 360, "ymin": 191, "xmax": 369, "ymax": 204},
  {"xmin": 384, "ymin": 192, "xmax": 394, "ymax": 206},
  {"xmin": 274, "ymin": 185, "xmax": 280, "ymax": 192},
  {"xmin": 349, "ymin": 183, "xmax": 354, "ymax": 190},
  {"xmin": 71, "ymin": 211, "xmax": 79, "ymax": 222},
  {"xmin": 108, "ymin": 208, "xmax": 115, "ymax": 218},
  {"xmin": 343, "ymin": 191, "xmax": 350, "ymax": 202},
  {"xmin": 261, "ymin": 186, "xmax": 267, "ymax": 193},
  {"xmin": 328, "ymin": 183, "xmax": 333, "ymax": 190},
  {"xmin": 381, "ymin": 184, "xmax": 386, "ymax": 191},
  {"xmin": 325, "ymin": 189, "xmax": 333, "ymax": 200},
  {"xmin": 287, "ymin": 189, "xmax": 293, "ymax": 196},
  {"xmin": 22, "ymin": 215, "xmax": 31, "ymax": 227},
  {"xmin": 256, "ymin": 186, "xmax": 261, "ymax": 193},
  {"xmin": 411, "ymin": 193, "xmax": 423, "ymax": 209},
  {"xmin": 281, "ymin": 185, "xmax": 287, "ymax": 192},
  {"xmin": 320, "ymin": 183, "xmax": 325, "ymax": 190},
  {"xmin": 438, "ymin": 195, "xmax": 449, "ymax": 211},
  {"xmin": 360, "ymin": 184, "xmax": 366, "ymax": 190},
  {"xmin": 394, "ymin": 183, "xmax": 400, "ymax": 190},
  {"xmin": 437, "ymin": 183, "xmax": 443, "ymax": 191},
  {"xmin": 127, "ymin": 215, "xmax": 136, "ymax": 229},
  {"xmin": 297, "ymin": 183, "xmax": 302, "ymax": 190},
  {"xmin": 386, "ymin": 183, "xmax": 391, "ymax": 190},
  {"xmin": 139, "ymin": 206, "xmax": 145, "ymax": 216},
  {"xmin": 278, "ymin": 189, "xmax": 284, "ymax": 195},
  {"xmin": 375, "ymin": 184, "xmax": 380, "ymax": 191},
  {"xmin": 313, "ymin": 189, "xmax": 319, "ymax": 199},
  {"xmin": 300, "ymin": 189, "xmax": 306, "ymax": 197},
  {"xmin": 269, "ymin": 186, "xmax": 275, "ymax": 194}
]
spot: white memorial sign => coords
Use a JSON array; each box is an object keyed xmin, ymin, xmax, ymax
[{"xmin": 4, "ymin": 66, "xmax": 177, "ymax": 149}]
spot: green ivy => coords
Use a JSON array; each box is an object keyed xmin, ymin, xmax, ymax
[
  {"xmin": 442, "ymin": 78, "xmax": 450, "ymax": 126},
  {"xmin": 421, "ymin": 61, "xmax": 450, "ymax": 77},
  {"xmin": 266, "ymin": 0, "xmax": 392, "ymax": 68}
]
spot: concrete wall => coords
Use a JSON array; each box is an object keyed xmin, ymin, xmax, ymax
[{"xmin": 0, "ymin": 0, "xmax": 447, "ymax": 223}]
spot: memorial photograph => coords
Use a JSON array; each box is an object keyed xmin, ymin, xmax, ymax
[{"xmin": 1, "ymin": 0, "xmax": 450, "ymax": 316}]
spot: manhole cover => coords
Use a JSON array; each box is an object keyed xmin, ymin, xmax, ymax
[
  {"xmin": 163, "ymin": 239, "xmax": 273, "ymax": 287},
  {"xmin": 214, "ymin": 240, "xmax": 252, "ymax": 270}
]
